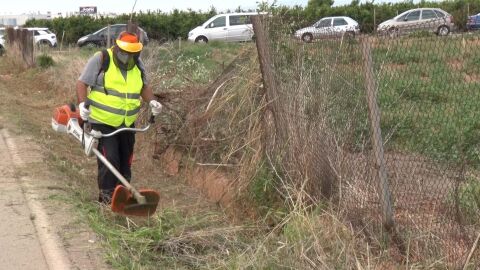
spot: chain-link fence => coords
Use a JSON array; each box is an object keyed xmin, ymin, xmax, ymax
[{"xmin": 253, "ymin": 15, "xmax": 480, "ymax": 267}]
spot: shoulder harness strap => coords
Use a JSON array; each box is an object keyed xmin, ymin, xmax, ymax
[
  {"xmin": 100, "ymin": 49, "xmax": 110, "ymax": 74},
  {"xmin": 98, "ymin": 48, "xmax": 145, "ymax": 85}
]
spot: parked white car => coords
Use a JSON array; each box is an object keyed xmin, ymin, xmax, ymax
[
  {"xmin": 0, "ymin": 27, "xmax": 57, "ymax": 51},
  {"xmin": 0, "ymin": 28, "xmax": 5, "ymax": 55},
  {"xmin": 188, "ymin": 12, "xmax": 260, "ymax": 43},
  {"xmin": 26, "ymin": 27, "xmax": 57, "ymax": 47},
  {"xmin": 295, "ymin": 16, "xmax": 360, "ymax": 42}
]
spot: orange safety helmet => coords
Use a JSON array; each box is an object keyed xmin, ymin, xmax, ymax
[{"xmin": 115, "ymin": 31, "xmax": 143, "ymax": 53}]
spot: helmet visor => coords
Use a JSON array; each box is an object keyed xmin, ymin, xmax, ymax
[{"xmin": 115, "ymin": 39, "xmax": 143, "ymax": 53}]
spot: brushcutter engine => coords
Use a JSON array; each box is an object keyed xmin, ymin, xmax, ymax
[{"xmin": 51, "ymin": 104, "xmax": 100, "ymax": 156}]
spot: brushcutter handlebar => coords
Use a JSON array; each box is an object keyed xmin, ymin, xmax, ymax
[
  {"xmin": 100, "ymin": 123, "xmax": 151, "ymax": 138},
  {"xmin": 83, "ymin": 100, "xmax": 156, "ymax": 138}
]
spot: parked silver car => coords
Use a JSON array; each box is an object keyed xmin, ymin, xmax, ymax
[
  {"xmin": 294, "ymin": 16, "xmax": 360, "ymax": 42},
  {"xmin": 377, "ymin": 8, "xmax": 454, "ymax": 37}
]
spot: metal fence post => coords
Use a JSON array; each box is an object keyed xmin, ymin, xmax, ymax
[{"xmin": 361, "ymin": 37, "xmax": 395, "ymax": 230}]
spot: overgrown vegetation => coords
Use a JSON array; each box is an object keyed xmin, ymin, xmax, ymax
[{"xmin": 3, "ymin": 25, "xmax": 478, "ymax": 267}]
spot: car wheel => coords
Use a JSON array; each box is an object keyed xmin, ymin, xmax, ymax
[
  {"xmin": 195, "ymin": 36, "xmax": 208, "ymax": 43},
  {"xmin": 301, "ymin": 33, "xmax": 313, "ymax": 43},
  {"xmin": 437, "ymin": 25, "xmax": 450, "ymax": 36},
  {"xmin": 0, "ymin": 46, "xmax": 4, "ymax": 56},
  {"xmin": 388, "ymin": 27, "xmax": 399, "ymax": 38},
  {"xmin": 37, "ymin": 40, "xmax": 51, "ymax": 49},
  {"xmin": 345, "ymin": 31, "xmax": 355, "ymax": 39}
]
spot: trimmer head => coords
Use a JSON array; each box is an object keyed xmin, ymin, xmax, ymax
[{"xmin": 111, "ymin": 185, "xmax": 160, "ymax": 217}]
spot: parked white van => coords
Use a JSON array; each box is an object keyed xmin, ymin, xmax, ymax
[{"xmin": 188, "ymin": 12, "xmax": 261, "ymax": 43}]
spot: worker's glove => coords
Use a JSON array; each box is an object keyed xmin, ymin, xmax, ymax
[
  {"xmin": 78, "ymin": 102, "xmax": 90, "ymax": 121},
  {"xmin": 149, "ymin": 100, "xmax": 163, "ymax": 116}
]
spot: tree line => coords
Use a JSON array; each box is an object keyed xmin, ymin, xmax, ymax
[{"xmin": 24, "ymin": 0, "xmax": 480, "ymax": 44}]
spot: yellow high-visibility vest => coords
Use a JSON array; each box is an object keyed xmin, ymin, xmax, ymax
[{"xmin": 87, "ymin": 49, "xmax": 143, "ymax": 127}]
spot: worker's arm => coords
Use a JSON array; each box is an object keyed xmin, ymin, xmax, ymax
[
  {"xmin": 142, "ymin": 84, "xmax": 162, "ymax": 116},
  {"xmin": 76, "ymin": 80, "xmax": 89, "ymax": 104},
  {"xmin": 77, "ymin": 52, "xmax": 102, "ymax": 104},
  {"xmin": 141, "ymin": 84, "xmax": 156, "ymax": 103}
]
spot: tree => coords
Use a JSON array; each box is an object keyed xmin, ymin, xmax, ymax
[{"xmin": 307, "ymin": 0, "xmax": 335, "ymax": 9}]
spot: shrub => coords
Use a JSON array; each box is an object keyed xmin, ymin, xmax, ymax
[
  {"xmin": 452, "ymin": 176, "xmax": 480, "ymax": 224},
  {"xmin": 37, "ymin": 54, "xmax": 54, "ymax": 68}
]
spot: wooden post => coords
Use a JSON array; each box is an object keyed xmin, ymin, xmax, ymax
[
  {"xmin": 251, "ymin": 15, "xmax": 277, "ymax": 117},
  {"xmin": 107, "ymin": 25, "xmax": 111, "ymax": 48},
  {"xmin": 361, "ymin": 37, "xmax": 395, "ymax": 230},
  {"xmin": 60, "ymin": 31, "xmax": 65, "ymax": 51},
  {"xmin": 252, "ymin": 14, "xmax": 335, "ymax": 200},
  {"xmin": 373, "ymin": 8, "xmax": 376, "ymax": 33},
  {"xmin": 127, "ymin": 22, "xmax": 138, "ymax": 35},
  {"xmin": 17, "ymin": 29, "xmax": 35, "ymax": 67},
  {"xmin": 251, "ymin": 15, "xmax": 284, "ymax": 141}
]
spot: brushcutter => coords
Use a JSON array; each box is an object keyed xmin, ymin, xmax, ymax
[{"xmin": 51, "ymin": 104, "xmax": 160, "ymax": 217}]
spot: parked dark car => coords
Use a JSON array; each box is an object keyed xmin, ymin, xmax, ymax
[
  {"xmin": 77, "ymin": 24, "xmax": 149, "ymax": 48},
  {"xmin": 467, "ymin": 13, "xmax": 480, "ymax": 30}
]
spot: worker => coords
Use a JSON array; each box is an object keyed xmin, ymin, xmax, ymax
[{"xmin": 76, "ymin": 31, "xmax": 162, "ymax": 204}]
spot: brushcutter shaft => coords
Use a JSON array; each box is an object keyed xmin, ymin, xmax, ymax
[{"xmin": 91, "ymin": 148, "xmax": 147, "ymax": 204}]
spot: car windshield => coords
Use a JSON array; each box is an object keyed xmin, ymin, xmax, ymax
[
  {"xmin": 314, "ymin": 19, "xmax": 331, "ymax": 28},
  {"xmin": 394, "ymin": 11, "xmax": 410, "ymax": 21},
  {"xmin": 93, "ymin": 27, "xmax": 107, "ymax": 35}
]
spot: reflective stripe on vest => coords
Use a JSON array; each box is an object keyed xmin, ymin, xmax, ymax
[
  {"xmin": 91, "ymin": 87, "xmax": 141, "ymax": 99},
  {"xmin": 87, "ymin": 49, "xmax": 143, "ymax": 127}
]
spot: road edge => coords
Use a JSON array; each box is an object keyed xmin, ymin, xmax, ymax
[{"xmin": 1, "ymin": 128, "xmax": 73, "ymax": 270}]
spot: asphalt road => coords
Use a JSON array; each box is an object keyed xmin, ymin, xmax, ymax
[{"xmin": 0, "ymin": 128, "xmax": 71, "ymax": 270}]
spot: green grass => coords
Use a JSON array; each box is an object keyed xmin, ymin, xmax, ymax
[
  {"xmin": 374, "ymin": 35, "xmax": 480, "ymax": 166},
  {"xmin": 45, "ymin": 180, "xmax": 249, "ymax": 269},
  {"xmin": 448, "ymin": 176, "xmax": 480, "ymax": 225},
  {"xmin": 248, "ymin": 161, "xmax": 287, "ymax": 225},
  {"xmin": 288, "ymin": 34, "xmax": 480, "ymax": 166}
]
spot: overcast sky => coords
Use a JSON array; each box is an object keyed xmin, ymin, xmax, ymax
[{"xmin": 1, "ymin": 0, "xmax": 415, "ymax": 15}]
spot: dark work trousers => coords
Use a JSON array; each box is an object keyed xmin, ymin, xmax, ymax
[{"xmin": 91, "ymin": 123, "xmax": 136, "ymax": 204}]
